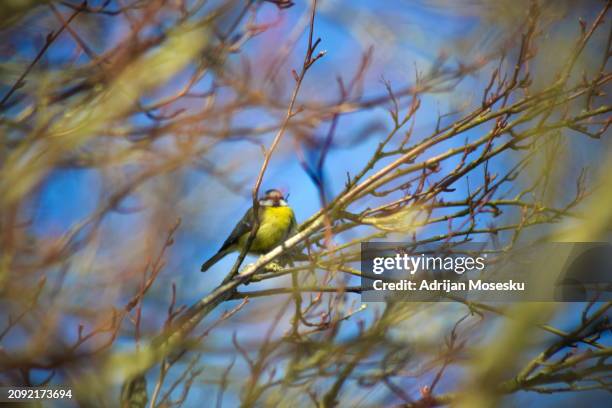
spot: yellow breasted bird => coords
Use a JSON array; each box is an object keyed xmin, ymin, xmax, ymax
[{"xmin": 201, "ymin": 189, "xmax": 297, "ymax": 272}]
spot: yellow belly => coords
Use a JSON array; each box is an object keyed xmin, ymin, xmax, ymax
[{"xmin": 238, "ymin": 206, "xmax": 294, "ymax": 253}]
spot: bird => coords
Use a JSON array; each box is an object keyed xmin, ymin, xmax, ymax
[{"xmin": 201, "ymin": 189, "xmax": 297, "ymax": 272}]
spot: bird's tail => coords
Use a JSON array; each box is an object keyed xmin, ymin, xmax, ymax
[{"xmin": 201, "ymin": 249, "xmax": 230, "ymax": 272}]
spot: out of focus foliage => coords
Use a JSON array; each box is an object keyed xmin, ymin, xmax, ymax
[{"xmin": 0, "ymin": 1, "xmax": 610, "ymax": 407}]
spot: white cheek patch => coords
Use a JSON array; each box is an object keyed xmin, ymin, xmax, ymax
[{"xmin": 259, "ymin": 198, "xmax": 288, "ymax": 207}]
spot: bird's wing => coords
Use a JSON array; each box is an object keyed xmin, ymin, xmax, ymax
[{"xmin": 218, "ymin": 207, "xmax": 255, "ymax": 252}]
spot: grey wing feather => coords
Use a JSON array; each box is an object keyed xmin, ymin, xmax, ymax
[
  {"xmin": 218, "ymin": 207, "xmax": 255, "ymax": 252},
  {"xmin": 200, "ymin": 207, "xmax": 257, "ymax": 272}
]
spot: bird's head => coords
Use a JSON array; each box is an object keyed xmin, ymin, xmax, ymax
[{"xmin": 260, "ymin": 189, "xmax": 288, "ymax": 207}]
